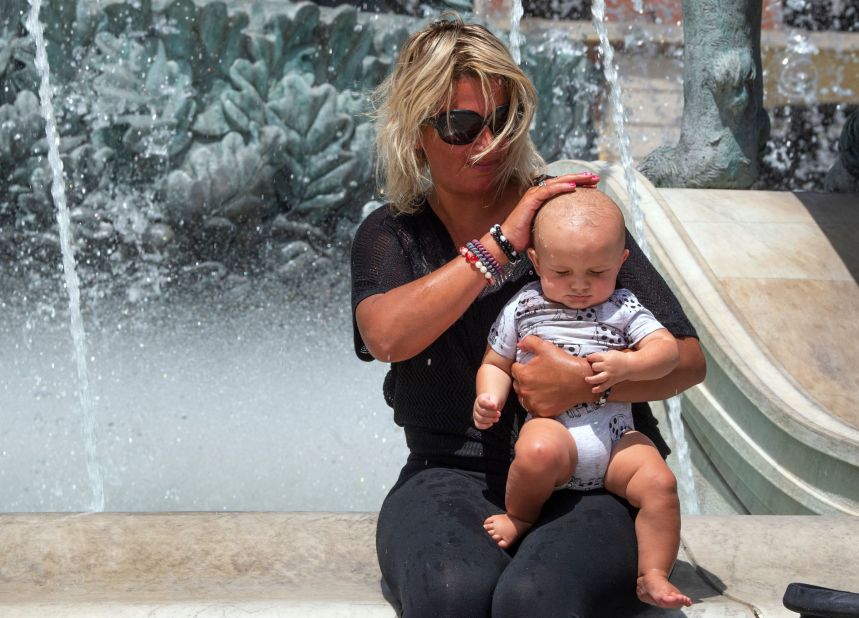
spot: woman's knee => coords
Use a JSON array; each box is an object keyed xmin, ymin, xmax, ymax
[
  {"xmin": 492, "ymin": 571, "xmax": 541, "ymax": 616},
  {"xmin": 493, "ymin": 569, "xmax": 641, "ymax": 618},
  {"xmin": 493, "ymin": 492, "xmax": 642, "ymax": 617},
  {"xmin": 397, "ymin": 558, "xmax": 499, "ymax": 617},
  {"xmin": 492, "ymin": 569, "xmax": 595, "ymax": 618}
]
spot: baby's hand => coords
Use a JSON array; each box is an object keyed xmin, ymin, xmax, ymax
[
  {"xmin": 473, "ymin": 393, "xmax": 501, "ymax": 430},
  {"xmin": 584, "ymin": 351, "xmax": 630, "ymax": 393}
]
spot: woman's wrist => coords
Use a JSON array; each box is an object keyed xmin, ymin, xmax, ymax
[
  {"xmin": 594, "ymin": 387, "xmax": 612, "ymax": 407},
  {"xmin": 459, "ymin": 243, "xmax": 498, "ymax": 284},
  {"xmin": 480, "ymin": 231, "xmax": 509, "ymax": 266},
  {"xmin": 489, "ymin": 224, "xmax": 521, "ymax": 263},
  {"xmin": 605, "ymin": 338, "xmax": 705, "ymax": 403}
]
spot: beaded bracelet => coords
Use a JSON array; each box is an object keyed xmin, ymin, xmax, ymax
[
  {"xmin": 489, "ymin": 224, "xmax": 519, "ymax": 263},
  {"xmin": 465, "ymin": 243, "xmax": 501, "ymax": 282},
  {"xmin": 595, "ymin": 387, "xmax": 612, "ymax": 408},
  {"xmin": 459, "ymin": 246, "xmax": 495, "ymax": 284},
  {"xmin": 466, "ymin": 239, "xmax": 501, "ymax": 277}
]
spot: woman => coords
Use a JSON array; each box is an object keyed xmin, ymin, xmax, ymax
[{"xmin": 351, "ymin": 14, "xmax": 705, "ymax": 617}]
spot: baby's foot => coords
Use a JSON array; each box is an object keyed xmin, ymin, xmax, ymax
[
  {"xmin": 636, "ymin": 571, "xmax": 693, "ymax": 608},
  {"xmin": 483, "ymin": 514, "xmax": 532, "ymax": 549}
]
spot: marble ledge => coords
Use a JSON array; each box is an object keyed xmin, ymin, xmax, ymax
[{"xmin": 0, "ymin": 513, "xmax": 857, "ymax": 618}]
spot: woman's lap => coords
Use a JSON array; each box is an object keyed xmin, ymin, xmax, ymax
[
  {"xmin": 494, "ymin": 490, "xmax": 646, "ymax": 616},
  {"xmin": 378, "ymin": 464, "xmax": 646, "ymax": 617},
  {"xmin": 377, "ymin": 465, "xmax": 510, "ymax": 617}
]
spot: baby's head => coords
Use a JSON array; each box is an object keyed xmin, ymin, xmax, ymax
[{"xmin": 527, "ymin": 189, "xmax": 629, "ymax": 310}]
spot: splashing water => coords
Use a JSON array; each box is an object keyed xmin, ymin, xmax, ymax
[
  {"xmin": 590, "ymin": 0, "xmax": 648, "ymax": 257},
  {"xmin": 667, "ymin": 396, "xmax": 700, "ymax": 514},
  {"xmin": 591, "ymin": 0, "xmax": 699, "ymax": 513},
  {"xmin": 510, "ymin": 0, "xmax": 525, "ymax": 65},
  {"xmin": 778, "ymin": 30, "xmax": 819, "ymax": 104},
  {"xmin": 26, "ymin": 0, "xmax": 105, "ymax": 512}
]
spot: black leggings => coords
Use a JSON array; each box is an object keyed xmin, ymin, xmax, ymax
[{"xmin": 377, "ymin": 458, "xmax": 649, "ymax": 618}]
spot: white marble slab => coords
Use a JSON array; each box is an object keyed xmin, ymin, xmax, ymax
[{"xmin": 1, "ymin": 513, "xmax": 855, "ymax": 618}]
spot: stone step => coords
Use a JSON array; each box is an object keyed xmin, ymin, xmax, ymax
[{"xmin": 1, "ymin": 512, "xmax": 857, "ymax": 617}]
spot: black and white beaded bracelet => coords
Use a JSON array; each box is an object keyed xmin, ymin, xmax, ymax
[{"xmin": 489, "ymin": 224, "xmax": 519, "ymax": 263}]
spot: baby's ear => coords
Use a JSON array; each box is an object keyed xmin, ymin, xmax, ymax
[
  {"xmin": 620, "ymin": 248, "xmax": 630, "ymax": 264},
  {"xmin": 527, "ymin": 247, "xmax": 541, "ymax": 273}
]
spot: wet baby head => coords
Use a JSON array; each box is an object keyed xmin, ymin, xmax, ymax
[{"xmin": 528, "ymin": 189, "xmax": 629, "ymax": 310}]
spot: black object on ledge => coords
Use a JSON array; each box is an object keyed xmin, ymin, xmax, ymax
[{"xmin": 783, "ymin": 583, "xmax": 859, "ymax": 618}]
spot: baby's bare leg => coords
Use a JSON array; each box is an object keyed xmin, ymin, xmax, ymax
[
  {"xmin": 604, "ymin": 431, "xmax": 692, "ymax": 609},
  {"xmin": 484, "ymin": 418, "xmax": 576, "ymax": 548}
]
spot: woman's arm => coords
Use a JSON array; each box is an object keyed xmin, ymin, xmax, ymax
[
  {"xmin": 609, "ymin": 336, "xmax": 705, "ymax": 401},
  {"xmin": 356, "ymin": 175, "xmax": 594, "ymax": 362},
  {"xmin": 356, "ymin": 254, "xmax": 493, "ymax": 362},
  {"xmin": 511, "ymin": 335, "xmax": 705, "ymax": 417},
  {"xmin": 585, "ymin": 328, "xmax": 680, "ymax": 394}
]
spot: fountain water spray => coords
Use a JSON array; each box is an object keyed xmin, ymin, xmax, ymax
[
  {"xmin": 591, "ymin": 0, "xmax": 700, "ymax": 513},
  {"xmin": 666, "ymin": 396, "xmax": 700, "ymax": 514},
  {"xmin": 590, "ymin": 0, "xmax": 648, "ymax": 257},
  {"xmin": 509, "ymin": 0, "xmax": 525, "ymax": 65},
  {"xmin": 25, "ymin": 0, "xmax": 105, "ymax": 512}
]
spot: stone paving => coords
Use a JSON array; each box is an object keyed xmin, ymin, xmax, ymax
[
  {"xmin": 1, "ymin": 512, "xmax": 857, "ymax": 617},
  {"xmin": 659, "ymin": 188, "xmax": 859, "ymax": 432}
]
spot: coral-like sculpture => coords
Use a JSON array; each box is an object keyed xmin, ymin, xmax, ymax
[
  {"xmin": 86, "ymin": 34, "xmax": 196, "ymax": 159},
  {"xmin": 266, "ymin": 75, "xmax": 360, "ymax": 221},
  {"xmin": 0, "ymin": 0, "xmax": 594, "ymax": 286},
  {"xmin": 0, "ymin": 91, "xmax": 46, "ymax": 223},
  {"xmin": 524, "ymin": 29, "xmax": 598, "ymax": 161},
  {"xmin": 165, "ymin": 130, "xmax": 284, "ymax": 226},
  {"xmin": 0, "ymin": 28, "xmax": 38, "ymax": 104}
]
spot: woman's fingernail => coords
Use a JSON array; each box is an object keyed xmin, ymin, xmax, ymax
[
  {"xmin": 582, "ymin": 172, "xmax": 593, "ymax": 176},
  {"xmin": 592, "ymin": 175, "xmax": 600, "ymax": 181},
  {"xmin": 569, "ymin": 182, "xmax": 576, "ymax": 187}
]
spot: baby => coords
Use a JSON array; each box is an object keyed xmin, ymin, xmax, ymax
[{"xmin": 474, "ymin": 189, "xmax": 692, "ymax": 609}]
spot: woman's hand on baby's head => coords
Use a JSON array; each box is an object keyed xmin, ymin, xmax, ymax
[
  {"xmin": 473, "ymin": 393, "xmax": 501, "ymax": 430},
  {"xmin": 569, "ymin": 171, "xmax": 600, "ymax": 188},
  {"xmin": 501, "ymin": 173, "xmax": 599, "ymax": 254}
]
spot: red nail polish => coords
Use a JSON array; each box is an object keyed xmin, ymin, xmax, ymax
[{"xmin": 569, "ymin": 182, "xmax": 576, "ymax": 187}]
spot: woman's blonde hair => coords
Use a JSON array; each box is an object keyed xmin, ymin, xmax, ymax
[{"xmin": 372, "ymin": 13, "xmax": 545, "ymax": 215}]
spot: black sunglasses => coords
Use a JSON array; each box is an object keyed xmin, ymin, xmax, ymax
[{"xmin": 424, "ymin": 104, "xmax": 512, "ymax": 146}]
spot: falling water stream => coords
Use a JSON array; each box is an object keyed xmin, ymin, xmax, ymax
[
  {"xmin": 590, "ymin": 0, "xmax": 648, "ymax": 255},
  {"xmin": 590, "ymin": 0, "xmax": 700, "ymax": 514},
  {"xmin": 667, "ymin": 397, "xmax": 700, "ymax": 514},
  {"xmin": 25, "ymin": 0, "xmax": 105, "ymax": 512},
  {"xmin": 509, "ymin": 0, "xmax": 525, "ymax": 65}
]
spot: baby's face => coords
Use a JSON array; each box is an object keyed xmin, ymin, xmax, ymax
[{"xmin": 528, "ymin": 221, "xmax": 628, "ymax": 310}]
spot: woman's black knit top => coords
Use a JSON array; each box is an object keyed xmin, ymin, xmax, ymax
[{"xmin": 350, "ymin": 201, "xmax": 698, "ymax": 472}]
